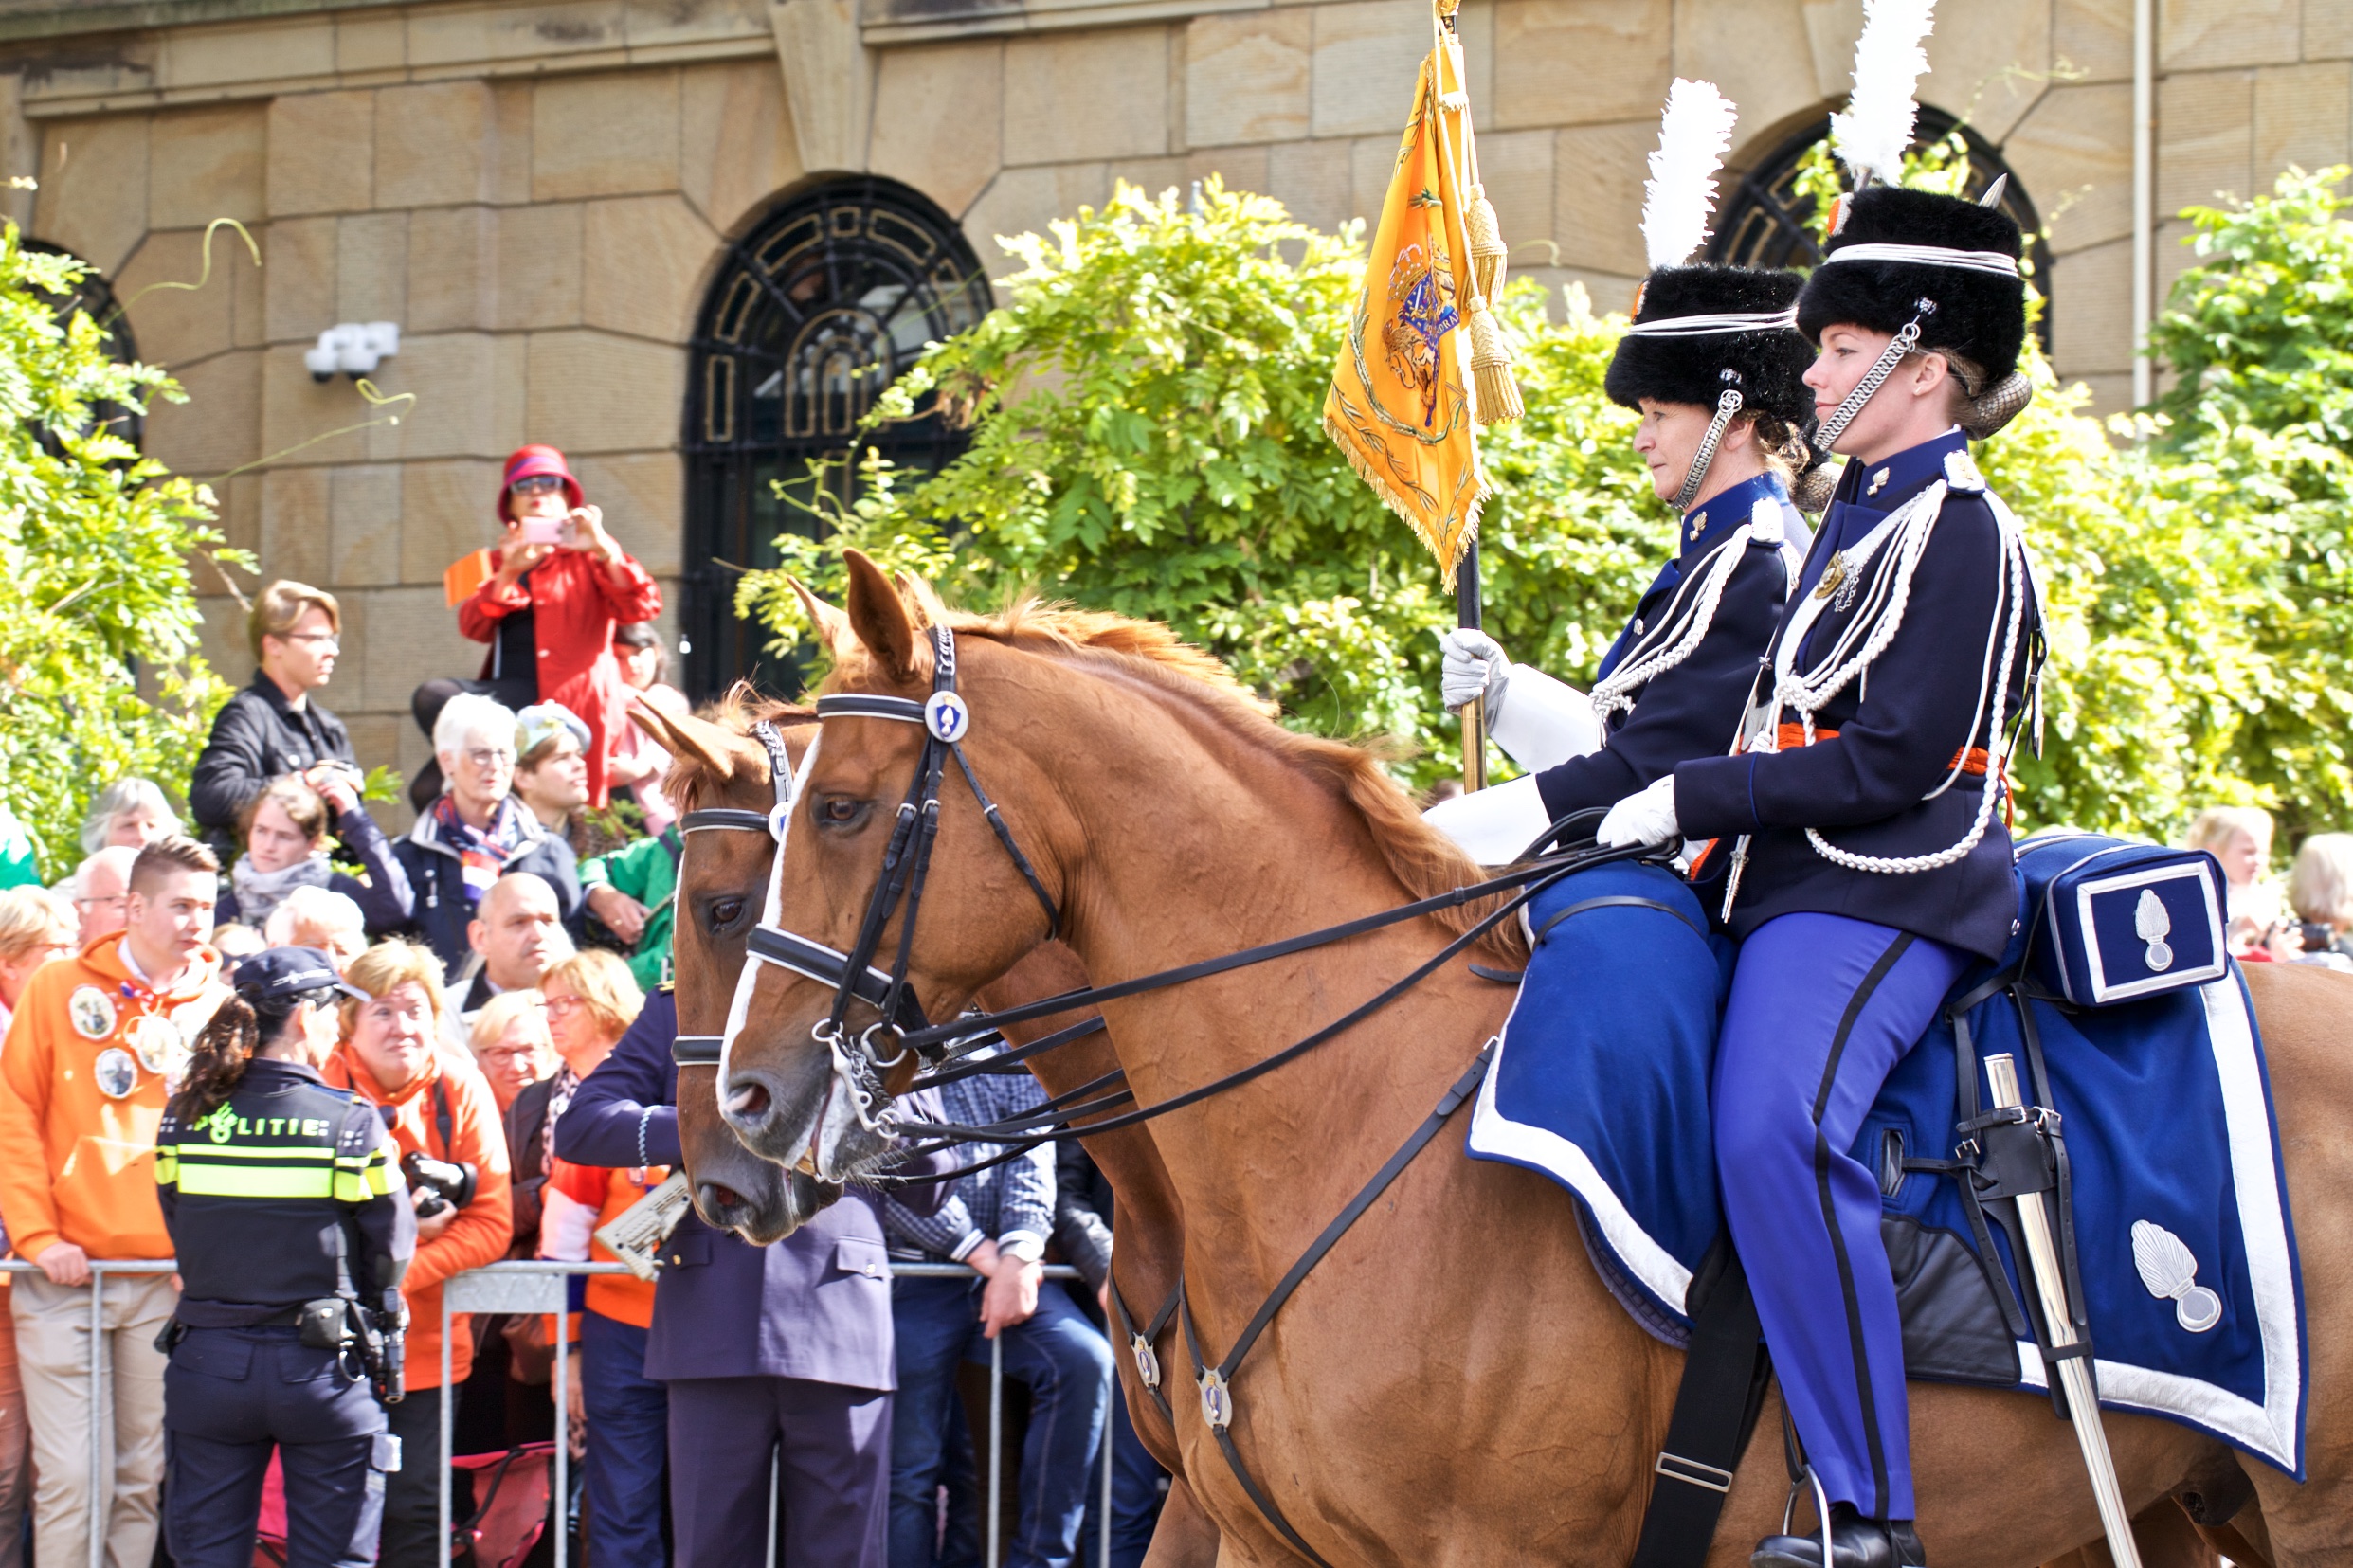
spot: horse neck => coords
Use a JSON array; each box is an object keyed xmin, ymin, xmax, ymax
[{"xmin": 1012, "ymin": 657, "xmax": 1507, "ymax": 1280}]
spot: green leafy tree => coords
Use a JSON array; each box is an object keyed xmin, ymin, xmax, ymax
[
  {"xmin": 2139, "ymin": 168, "xmax": 2353, "ymax": 838},
  {"xmin": 0, "ymin": 224, "xmax": 238, "ymax": 875},
  {"xmin": 739, "ymin": 178, "xmax": 1667, "ymax": 786}
]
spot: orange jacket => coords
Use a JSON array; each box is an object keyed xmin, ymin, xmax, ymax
[
  {"xmin": 324, "ymin": 1044, "xmax": 512, "ymax": 1386},
  {"xmin": 541, "ymin": 1156, "xmax": 665, "ymax": 1330},
  {"xmin": 0, "ymin": 933, "xmax": 226, "ymax": 1263}
]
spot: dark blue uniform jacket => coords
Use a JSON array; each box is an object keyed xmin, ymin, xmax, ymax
[
  {"xmin": 157, "ymin": 1058, "xmax": 415, "ymax": 1323},
  {"xmin": 1674, "ymin": 430, "xmax": 2039, "ymax": 960},
  {"xmin": 557, "ymin": 991, "xmax": 954, "ymax": 1389},
  {"xmin": 1533, "ymin": 471, "xmax": 1802, "ymax": 821}
]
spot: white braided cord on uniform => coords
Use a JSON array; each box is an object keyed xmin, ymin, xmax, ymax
[
  {"xmin": 1623, "ymin": 307, "xmax": 1801, "ymax": 337},
  {"xmin": 1765, "ymin": 479, "xmax": 2032, "ymax": 874},
  {"xmin": 1590, "ymin": 521, "xmax": 1759, "ymax": 723}
]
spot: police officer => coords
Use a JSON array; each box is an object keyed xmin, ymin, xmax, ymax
[
  {"xmin": 1426, "ymin": 77, "xmax": 1819, "ymax": 868},
  {"xmin": 1596, "ymin": 92, "xmax": 2044, "ymax": 1568},
  {"xmin": 155, "ymin": 947, "xmax": 416, "ymax": 1568}
]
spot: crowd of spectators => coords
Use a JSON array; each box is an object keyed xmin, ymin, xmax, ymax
[{"xmin": 0, "ymin": 443, "xmax": 1159, "ymax": 1568}]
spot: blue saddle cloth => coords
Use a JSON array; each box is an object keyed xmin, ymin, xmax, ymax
[{"xmin": 1466, "ymin": 857, "xmax": 2307, "ymax": 1475}]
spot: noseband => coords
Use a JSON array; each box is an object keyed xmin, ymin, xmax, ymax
[{"xmin": 710, "ymin": 626, "xmax": 1063, "ymax": 1132}]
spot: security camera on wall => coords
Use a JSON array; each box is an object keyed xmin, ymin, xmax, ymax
[{"xmin": 304, "ymin": 322, "xmax": 401, "ymax": 382}]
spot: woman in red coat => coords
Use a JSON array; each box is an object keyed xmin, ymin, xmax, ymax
[{"xmin": 410, "ymin": 446, "xmax": 661, "ymax": 810}]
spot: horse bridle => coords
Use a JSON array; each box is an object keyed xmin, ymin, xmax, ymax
[{"xmin": 707, "ymin": 626, "xmax": 1063, "ymax": 1132}]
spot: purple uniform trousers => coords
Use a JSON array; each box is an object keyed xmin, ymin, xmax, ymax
[
  {"xmin": 1714, "ymin": 911, "xmax": 1968, "ymax": 1522},
  {"xmin": 666, "ymin": 1375, "xmax": 892, "ymax": 1568}
]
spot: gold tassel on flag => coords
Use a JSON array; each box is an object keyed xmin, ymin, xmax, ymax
[
  {"xmin": 1464, "ymin": 182, "xmax": 1508, "ymax": 301},
  {"xmin": 1320, "ymin": 0, "xmax": 1518, "ymax": 587}
]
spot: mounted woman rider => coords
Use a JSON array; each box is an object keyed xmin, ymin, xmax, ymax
[
  {"xmin": 1424, "ymin": 79, "xmax": 1822, "ymax": 868},
  {"xmin": 1595, "ymin": 72, "xmax": 2045, "ymax": 1568}
]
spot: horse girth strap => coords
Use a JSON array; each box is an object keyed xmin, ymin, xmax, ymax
[
  {"xmin": 1176, "ymin": 1040, "xmax": 1496, "ymax": 1567},
  {"xmin": 1628, "ymin": 1238, "xmax": 1773, "ymax": 1568}
]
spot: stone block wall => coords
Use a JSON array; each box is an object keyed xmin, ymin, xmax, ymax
[{"xmin": 1, "ymin": 0, "xmax": 2347, "ymax": 822}]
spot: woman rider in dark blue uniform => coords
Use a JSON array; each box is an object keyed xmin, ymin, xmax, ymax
[
  {"xmin": 1597, "ymin": 170, "xmax": 2043, "ymax": 1568},
  {"xmin": 1426, "ymin": 79, "xmax": 1821, "ymax": 865},
  {"xmin": 155, "ymin": 947, "xmax": 414, "ymax": 1568}
]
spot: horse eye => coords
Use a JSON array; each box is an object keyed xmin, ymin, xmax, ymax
[
  {"xmin": 707, "ymin": 897, "xmax": 745, "ymax": 930},
  {"xmin": 820, "ymin": 799, "xmax": 862, "ymax": 825}
]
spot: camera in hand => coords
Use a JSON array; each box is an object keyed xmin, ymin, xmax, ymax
[
  {"xmin": 2298, "ymin": 921, "xmax": 2334, "ymax": 953},
  {"xmin": 402, "ymin": 1151, "xmax": 478, "ymax": 1218}
]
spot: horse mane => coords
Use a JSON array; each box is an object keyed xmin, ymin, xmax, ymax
[
  {"xmin": 832, "ymin": 593, "xmax": 1529, "ymax": 965},
  {"xmin": 661, "ymin": 687, "xmax": 815, "ymax": 816}
]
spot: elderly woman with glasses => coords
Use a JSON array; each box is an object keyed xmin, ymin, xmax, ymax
[
  {"xmin": 408, "ymin": 446, "xmax": 661, "ymax": 813},
  {"xmin": 389, "ymin": 692, "xmax": 581, "ymax": 977}
]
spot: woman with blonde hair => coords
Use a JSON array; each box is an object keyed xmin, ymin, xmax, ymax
[
  {"xmin": 0, "ymin": 885, "xmax": 68, "ymax": 1568},
  {"xmin": 0, "ymin": 887, "xmax": 76, "ymax": 1036},
  {"xmin": 2287, "ymin": 832, "xmax": 2353, "ymax": 965},
  {"xmin": 2186, "ymin": 805, "xmax": 2290, "ymax": 958},
  {"xmin": 530, "ymin": 948, "xmax": 662, "ymax": 1568},
  {"xmin": 324, "ymin": 940, "xmax": 513, "ymax": 1568}
]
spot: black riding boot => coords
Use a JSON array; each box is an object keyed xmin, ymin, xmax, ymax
[{"xmin": 1753, "ymin": 1503, "xmax": 1926, "ymax": 1568}]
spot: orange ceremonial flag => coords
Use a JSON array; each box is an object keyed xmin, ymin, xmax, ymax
[{"xmin": 1321, "ymin": 7, "xmax": 1517, "ymax": 592}]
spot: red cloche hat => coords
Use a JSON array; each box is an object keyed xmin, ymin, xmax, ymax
[{"xmin": 498, "ymin": 444, "xmax": 585, "ymax": 519}]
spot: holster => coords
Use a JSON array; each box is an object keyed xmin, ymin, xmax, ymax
[{"xmin": 151, "ymin": 1319, "xmax": 187, "ymax": 1357}]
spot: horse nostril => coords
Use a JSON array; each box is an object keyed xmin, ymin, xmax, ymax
[
  {"xmin": 711, "ymin": 1184, "xmax": 742, "ymax": 1209},
  {"xmin": 726, "ymin": 1081, "xmax": 770, "ymax": 1119}
]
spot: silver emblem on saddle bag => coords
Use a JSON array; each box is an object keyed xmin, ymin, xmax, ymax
[{"xmin": 2131, "ymin": 1220, "xmax": 2222, "ymax": 1333}]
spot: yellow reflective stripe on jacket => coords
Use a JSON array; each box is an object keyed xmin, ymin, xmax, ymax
[
  {"xmin": 171, "ymin": 1163, "xmax": 340, "ymax": 1199},
  {"xmin": 154, "ymin": 1145, "xmax": 178, "ymax": 1185}
]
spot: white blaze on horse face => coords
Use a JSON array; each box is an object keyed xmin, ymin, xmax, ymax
[{"xmin": 718, "ymin": 730, "xmax": 824, "ymax": 1118}]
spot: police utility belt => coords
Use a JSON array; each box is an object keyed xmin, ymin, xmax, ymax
[{"xmin": 157, "ymin": 1293, "xmax": 407, "ymax": 1406}]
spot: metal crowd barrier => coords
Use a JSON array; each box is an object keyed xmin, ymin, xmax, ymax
[{"xmin": 7, "ymin": 1254, "xmax": 1122, "ymax": 1568}]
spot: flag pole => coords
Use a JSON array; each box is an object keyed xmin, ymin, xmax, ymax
[{"xmin": 1457, "ymin": 540, "xmax": 1487, "ymax": 790}]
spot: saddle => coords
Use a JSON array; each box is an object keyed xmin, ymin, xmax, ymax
[{"xmin": 1467, "ymin": 832, "xmax": 2305, "ymax": 1563}]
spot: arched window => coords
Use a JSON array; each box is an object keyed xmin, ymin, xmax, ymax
[
  {"xmin": 1705, "ymin": 108, "xmax": 2052, "ymax": 351},
  {"xmin": 682, "ymin": 177, "xmax": 990, "ymax": 696},
  {"xmin": 25, "ymin": 240, "xmax": 144, "ymax": 452}
]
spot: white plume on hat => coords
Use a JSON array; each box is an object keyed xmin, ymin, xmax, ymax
[
  {"xmin": 1829, "ymin": 0, "xmax": 1937, "ymax": 187},
  {"xmin": 1641, "ymin": 79, "xmax": 1739, "ymax": 272}
]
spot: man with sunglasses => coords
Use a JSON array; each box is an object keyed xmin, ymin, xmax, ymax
[{"xmin": 190, "ymin": 581, "xmax": 362, "ymax": 856}]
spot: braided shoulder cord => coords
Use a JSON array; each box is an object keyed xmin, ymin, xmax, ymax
[
  {"xmin": 1779, "ymin": 484, "xmax": 2033, "ymax": 875},
  {"xmin": 1588, "ymin": 525, "xmax": 1757, "ymax": 723}
]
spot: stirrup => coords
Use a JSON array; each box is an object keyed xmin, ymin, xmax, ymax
[{"xmin": 1779, "ymin": 1464, "xmax": 1834, "ymax": 1568}]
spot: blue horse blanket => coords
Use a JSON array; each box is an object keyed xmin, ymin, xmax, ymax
[{"xmin": 1466, "ymin": 861, "xmax": 2307, "ymax": 1475}]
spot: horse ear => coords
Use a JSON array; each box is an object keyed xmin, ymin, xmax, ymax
[
  {"xmin": 786, "ymin": 576, "xmax": 855, "ymax": 656},
  {"xmin": 645, "ymin": 701, "xmax": 751, "ymax": 781},
  {"xmin": 842, "ymin": 550, "xmax": 919, "ymax": 681}
]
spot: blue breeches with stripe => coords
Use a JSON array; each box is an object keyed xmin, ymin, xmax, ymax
[{"xmin": 1713, "ymin": 912, "xmax": 1969, "ymax": 1522}]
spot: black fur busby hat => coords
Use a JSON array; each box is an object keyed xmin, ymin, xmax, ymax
[
  {"xmin": 1796, "ymin": 184, "xmax": 2028, "ymax": 385},
  {"xmin": 1604, "ymin": 265, "xmax": 1814, "ymax": 430}
]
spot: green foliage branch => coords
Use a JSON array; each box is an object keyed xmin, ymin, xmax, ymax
[{"xmin": 0, "ymin": 223, "xmax": 240, "ymax": 874}]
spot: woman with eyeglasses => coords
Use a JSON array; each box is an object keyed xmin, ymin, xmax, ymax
[
  {"xmin": 408, "ymin": 447, "xmax": 662, "ymax": 813},
  {"xmin": 388, "ymin": 693, "xmax": 582, "ymax": 978}
]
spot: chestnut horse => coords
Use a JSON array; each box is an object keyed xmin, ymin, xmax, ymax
[
  {"xmin": 638, "ymin": 700, "xmax": 1225, "ymax": 1565},
  {"xmin": 716, "ymin": 553, "xmax": 2351, "ymax": 1568}
]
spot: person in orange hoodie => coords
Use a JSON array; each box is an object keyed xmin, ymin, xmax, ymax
[
  {"xmin": 323, "ymin": 939, "xmax": 513, "ymax": 1568},
  {"xmin": 0, "ymin": 837, "xmax": 231, "ymax": 1568}
]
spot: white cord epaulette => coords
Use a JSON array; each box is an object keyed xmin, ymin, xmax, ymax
[
  {"xmin": 1589, "ymin": 504, "xmax": 1792, "ymax": 722},
  {"xmin": 1747, "ymin": 478, "xmax": 2034, "ymax": 877}
]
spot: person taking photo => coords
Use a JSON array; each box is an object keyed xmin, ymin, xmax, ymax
[
  {"xmin": 190, "ymin": 583, "xmax": 361, "ymax": 854},
  {"xmin": 154, "ymin": 947, "xmax": 414, "ymax": 1568}
]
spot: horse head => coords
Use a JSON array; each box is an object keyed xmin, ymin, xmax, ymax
[
  {"xmin": 715, "ymin": 555, "xmax": 1080, "ymax": 1176},
  {"xmin": 632, "ymin": 696, "xmax": 842, "ymax": 1242}
]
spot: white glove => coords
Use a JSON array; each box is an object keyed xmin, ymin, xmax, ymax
[
  {"xmin": 1597, "ymin": 775, "xmax": 1680, "ymax": 849},
  {"xmin": 1422, "ymin": 775, "xmax": 1551, "ymax": 866},
  {"xmin": 1439, "ymin": 627, "xmax": 1509, "ymax": 716},
  {"xmin": 1488, "ymin": 667, "xmax": 1603, "ymax": 771}
]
